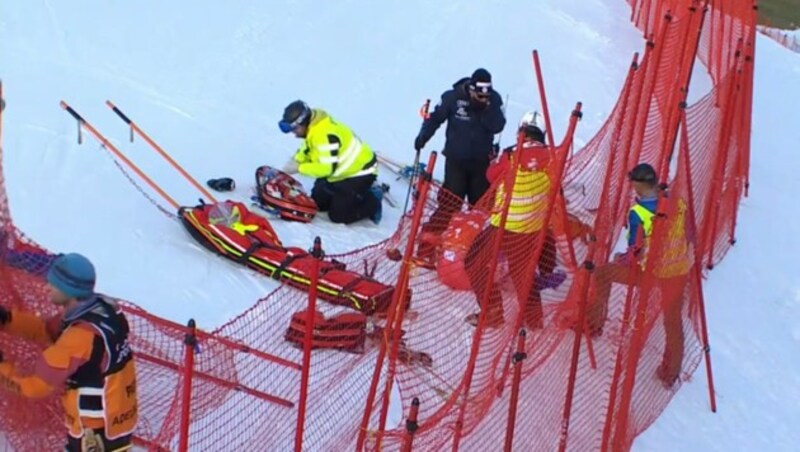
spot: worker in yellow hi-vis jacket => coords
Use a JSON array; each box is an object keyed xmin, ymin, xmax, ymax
[{"xmin": 278, "ymin": 100, "xmax": 383, "ymax": 225}]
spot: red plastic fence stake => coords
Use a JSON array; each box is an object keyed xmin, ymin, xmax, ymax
[
  {"xmin": 679, "ymin": 112, "xmax": 717, "ymax": 412},
  {"xmin": 357, "ymin": 152, "xmax": 438, "ymax": 452},
  {"xmin": 400, "ymin": 398, "xmax": 421, "ymax": 452},
  {"xmin": 295, "ymin": 237, "xmax": 323, "ymax": 452},
  {"xmin": 558, "ymin": 261, "xmax": 595, "ymax": 452},
  {"xmin": 503, "ymin": 330, "xmax": 527, "ymax": 452},
  {"xmin": 178, "ymin": 319, "xmax": 197, "ymax": 452}
]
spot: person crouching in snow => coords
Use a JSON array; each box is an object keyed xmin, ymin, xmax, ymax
[
  {"xmin": 279, "ymin": 100, "xmax": 383, "ymax": 224},
  {"xmin": 463, "ymin": 112, "xmax": 566, "ymax": 330},
  {"xmin": 0, "ymin": 253, "xmax": 138, "ymax": 451}
]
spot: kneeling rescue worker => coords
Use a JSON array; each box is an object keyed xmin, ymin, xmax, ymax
[
  {"xmin": 0, "ymin": 252, "xmax": 138, "ymax": 451},
  {"xmin": 279, "ymin": 100, "xmax": 384, "ymax": 225}
]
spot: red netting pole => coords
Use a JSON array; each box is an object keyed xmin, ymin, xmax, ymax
[
  {"xmin": 679, "ymin": 111, "xmax": 717, "ymax": 412},
  {"xmin": 357, "ymin": 151, "xmax": 438, "ymax": 452},
  {"xmin": 400, "ymin": 397, "xmax": 420, "ymax": 452},
  {"xmin": 658, "ymin": 2, "xmax": 708, "ymax": 180},
  {"xmin": 612, "ymin": 195, "xmax": 672, "ymax": 451},
  {"xmin": 178, "ymin": 319, "xmax": 197, "ymax": 452},
  {"xmin": 702, "ymin": 49, "xmax": 742, "ymax": 269},
  {"xmin": 503, "ymin": 330, "xmax": 526, "ymax": 452},
  {"xmin": 374, "ymin": 153, "xmax": 438, "ymax": 448},
  {"xmin": 558, "ymin": 261, "xmax": 594, "ymax": 452},
  {"xmin": 451, "ymin": 130, "xmax": 526, "ymax": 452},
  {"xmin": 533, "ymin": 50, "xmax": 579, "ymax": 269},
  {"xmin": 295, "ymin": 236, "xmax": 323, "ymax": 452},
  {"xmin": 600, "ymin": 236, "xmax": 645, "ymax": 452}
]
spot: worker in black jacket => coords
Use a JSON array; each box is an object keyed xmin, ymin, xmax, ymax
[{"xmin": 414, "ymin": 68, "xmax": 506, "ymax": 264}]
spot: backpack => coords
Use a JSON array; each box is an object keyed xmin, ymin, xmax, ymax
[
  {"xmin": 254, "ymin": 165, "xmax": 318, "ymax": 222},
  {"xmin": 437, "ymin": 210, "xmax": 489, "ymax": 290},
  {"xmin": 285, "ymin": 310, "xmax": 367, "ymax": 352}
]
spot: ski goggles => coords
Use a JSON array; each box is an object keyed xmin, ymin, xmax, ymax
[
  {"xmin": 278, "ymin": 110, "xmax": 310, "ymax": 134},
  {"xmin": 469, "ymin": 81, "xmax": 492, "ymax": 95}
]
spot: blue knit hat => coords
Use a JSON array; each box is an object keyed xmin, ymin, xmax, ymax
[{"xmin": 46, "ymin": 253, "xmax": 96, "ymax": 300}]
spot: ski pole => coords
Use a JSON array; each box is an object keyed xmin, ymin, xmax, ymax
[
  {"xmin": 493, "ymin": 93, "xmax": 510, "ymax": 157},
  {"xmin": 403, "ymin": 99, "xmax": 431, "ymax": 214}
]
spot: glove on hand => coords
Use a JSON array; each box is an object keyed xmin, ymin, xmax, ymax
[
  {"xmin": 282, "ymin": 158, "xmax": 300, "ymax": 175},
  {"xmin": 414, "ymin": 135, "xmax": 425, "ymax": 152}
]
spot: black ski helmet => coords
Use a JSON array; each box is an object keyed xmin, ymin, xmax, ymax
[
  {"xmin": 628, "ymin": 163, "xmax": 658, "ymax": 185},
  {"xmin": 279, "ymin": 100, "xmax": 311, "ymax": 133}
]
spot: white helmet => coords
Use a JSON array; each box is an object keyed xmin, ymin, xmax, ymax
[
  {"xmin": 519, "ymin": 110, "xmax": 543, "ymax": 129},
  {"xmin": 519, "ymin": 110, "xmax": 546, "ymax": 143}
]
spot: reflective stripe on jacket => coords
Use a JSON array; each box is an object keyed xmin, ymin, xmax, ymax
[
  {"xmin": 0, "ymin": 297, "xmax": 138, "ymax": 440},
  {"xmin": 488, "ymin": 142, "xmax": 551, "ymax": 233},
  {"xmin": 294, "ymin": 109, "xmax": 377, "ymax": 182}
]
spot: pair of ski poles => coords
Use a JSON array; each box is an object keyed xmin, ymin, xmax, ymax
[{"xmin": 402, "ymin": 99, "xmax": 431, "ymax": 214}]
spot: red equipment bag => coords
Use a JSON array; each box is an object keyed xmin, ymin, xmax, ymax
[
  {"xmin": 255, "ymin": 165, "xmax": 318, "ymax": 222},
  {"xmin": 285, "ymin": 310, "xmax": 367, "ymax": 352},
  {"xmin": 437, "ymin": 210, "xmax": 489, "ymax": 290}
]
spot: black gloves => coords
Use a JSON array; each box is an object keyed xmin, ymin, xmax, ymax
[
  {"xmin": 0, "ymin": 306, "xmax": 9, "ymax": 326},
  {"xmin": 414, "ymin": 135, "xmax": 425, "ymax": 152},
  {"xmin": 489, "ymin": 143, "xmax": 500, "ymax": 160}
]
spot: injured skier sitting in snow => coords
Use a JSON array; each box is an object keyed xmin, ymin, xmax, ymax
[{"xmin": 278, "ymin": 100, "xmax": 386, "ymax": 225}]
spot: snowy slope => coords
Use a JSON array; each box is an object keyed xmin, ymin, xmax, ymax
[{"xmin": 1, "ymin": 0, "xmax": 798, "ymax": 450}]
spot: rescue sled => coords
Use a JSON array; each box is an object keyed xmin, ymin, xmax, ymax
[
  {"xmin": 253, "ymin": 165, "xmax": 318, "ymax": 223},
  {"xmin": 178, "ymin": 200, "xmax": 402, "ymax": 314}
]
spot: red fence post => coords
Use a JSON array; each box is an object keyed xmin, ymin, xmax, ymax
[
  {"xmin": 357, "ymin": 152, "xmax": 438, "ymax": 452},
  {"xmin": 400, "ymin": 397, "xmax": 421, "ymax": 452},
  {"xmin": 558, "ymin": 261, "xmax": 595, "ymax": 452},
  {"xmin": 679, "ymin": 112, "xmax": 717, "ymax": 412},
  {"xmin": 503, "ymin": 330, "xmax": 527, "ymax": 452},
  {"xmin": 178, "ymin": 319, "xmax": 197, "ymax": 452},
  {"xmin": 295, "ymin": 237, "xmax": 323, "ymax": 452}
]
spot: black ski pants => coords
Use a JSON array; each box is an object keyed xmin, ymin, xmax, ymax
[
  {"xmin": 312, "ymin": 174, "xmax": 378, "ymax": 224},
  {"xmin": 423, "ymin": 157, "xmax": 490, "ymax": 235}
]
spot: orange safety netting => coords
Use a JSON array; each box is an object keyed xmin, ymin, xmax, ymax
[{"xmin": 0, "ymin": 0, "xmax": 756, "ymax": 450}]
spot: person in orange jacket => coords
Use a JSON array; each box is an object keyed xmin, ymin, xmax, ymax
[{"xmin": 0, "ymin": 253, "xmax": 138, "ymax": 451}]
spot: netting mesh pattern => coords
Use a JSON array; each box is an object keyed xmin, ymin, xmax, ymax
[{"xmin": 0, "ymin": 0, "xmax": 756, "ymax": 450}]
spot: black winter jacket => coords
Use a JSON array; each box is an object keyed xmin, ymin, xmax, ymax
[{"xmin": 416, "ymin": 77, "xmax": 506, "ymax": 161}]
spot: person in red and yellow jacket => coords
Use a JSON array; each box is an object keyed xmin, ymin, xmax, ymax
[
  {"xmin": 0, "ymin": 253, "xmax": 138, "ymax": 451},
  {"xmin": 463, "ymin": 112, "xmax": 566, "ymax": 330}
]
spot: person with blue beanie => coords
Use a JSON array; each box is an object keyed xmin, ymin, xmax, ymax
[{"xmin": 0, "ymin": 252, "xmax": 139, "ymax": 451}]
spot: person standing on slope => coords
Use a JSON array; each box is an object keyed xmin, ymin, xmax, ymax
[
  {"xmin": 464, "ymin": 113, "xmax": 565, "ymax": 330},
  {"xmin": 0, "ymin": 253, "xmax": 138, "ymax": 451},
  {"xmin": 586, "ymin": 163, "xmax": 694, "ymax": 387},
  {"xmin": 279, "ymin": 100, "xmax": 383, "ymax": 224},
  {"xmin": 414, "ymin": 68, "xmax": 507, "ymax": 263}
]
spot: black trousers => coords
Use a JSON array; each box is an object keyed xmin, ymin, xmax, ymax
[
  {"xmin": 65, "ymin": 429, "xmax": 132, "ymax": 451},
  {"xmin": 422, "ymin": 157, "xmax": 490, "ymax": 236},
  {"xmin": 312, "ymin": 174, "xmax": 378, "ymax": 224}
]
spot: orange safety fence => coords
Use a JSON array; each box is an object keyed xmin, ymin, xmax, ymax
[{"xmin": 0, "ymin": 0, "xmax": 757, "ymax": 450}]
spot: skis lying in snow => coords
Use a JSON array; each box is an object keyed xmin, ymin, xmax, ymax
[{"xmin": 377, "ymin": 153, "xmax": 442, "ymax": 185}]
